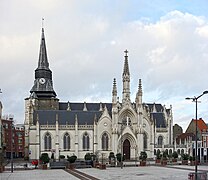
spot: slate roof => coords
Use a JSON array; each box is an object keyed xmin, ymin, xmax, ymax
[
  {"xmin": 33, "ymin": 101, "xmax": 168, "ymax": 128},
  {"xmin": 59, "ymin": 102, "xmax": 112, "ymax": 113},
  {"xmin": 151, "ymin": 112, "xmax": 166, "ymax": 128},
  {"xmin": 33, "ymin": 102, "xmax": 112, "ymax": 125},
  {"xmin": 34, "ymin": 110, "xmax": 102, "ymax": 125},
  {"xmin": 146, "ymin": 103, "xmax": 164, "ymax": 112}
]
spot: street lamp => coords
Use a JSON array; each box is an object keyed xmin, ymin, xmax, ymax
[
  {"xmin": 186, "ymin": 90, "xmax": 208, "ymax": 180},
  {"xmin": 10, "ymin": 119, "xmax": 13, "ymax": 173}
]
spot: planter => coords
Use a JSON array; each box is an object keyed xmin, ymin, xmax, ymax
[
  {"xmin": 140, "ymin": 161, "xmax": 146, "ymax": 166},
  {"xmin": 172, "ymin": 159, "xmax": 177, "ymax": 162},
  {"xmin": 42, "ymin": 164, "xmax": 47, "ymax": 170},
  {"xmin": 99, "ymin": 164, "xmax": 106, "ymax": 170},
  {"xmin": 161, "ymin": 160, "xmax": 167, "ymax": 166},
  {"xmin": 190, "ymin": 161, "xmax": 195, "ymax": 166},
  {"xmin": 117, "ymin": 162, "xmax": 123, "ymax": 167},
  {"xmin": 68, "ymin": 163, "xmax": 75, "ymax": 169},
  {"xmin": 155, "ymin": 159, "xmax": 161, "ymax": 164},
  {"xmin": 0, "ymin": 166, "xmax": 4, "ymax": 173},
  {"xmin": 182, "ymin": 160, "xmax": 188, "ymax": 165},
  {"xmin": 93, "ymin": 161, "xmax": 99, "ymax": 168}
]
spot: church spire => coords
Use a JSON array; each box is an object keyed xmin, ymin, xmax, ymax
[
  {"xmin": 122, "ymin": 49, "xmax": 130, "ymax": 103},
  {"xmin": 37, "ymin": 28, "xmax": 49, "ymax": 70},
  {"xmin": 30, "ymin": 26, "xmax": 57, "ymax": 98},
  {"xmin": 123, "ymin": 49, "xmax": 130, "ymax": 76}
]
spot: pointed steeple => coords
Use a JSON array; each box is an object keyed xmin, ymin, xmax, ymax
[
  {"xmin": 138, "ymin": 79, "xmax": 142, "ymax": 96},
  {"xmin": 112, "ymin": 78, "xmax": 117, "ymax": 104},
  {"xmin": 135, "ymin": 79, "xmax": 142, "ymax": 106},
  {"xmin": 112, "ymin": 78, "xmax": 117, "ymax": 96},
  {"xmin": 30, "ymin": 27, "xmax": 57, "ymax": 98},
  {"xmin": 123, "ymin": 49, "xmax": 130, "ymax": 76},
  {"xmin": 38, "ymin": 28, "xmax": 49, "ymax": 70},
  {"xmin": 122, "ymin": 49, "xmax": 130, "ymax": 103}
]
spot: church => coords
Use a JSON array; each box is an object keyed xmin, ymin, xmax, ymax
[{"xmin": 24, "ymin": 27, "xmax": 173, "ymax": 161}]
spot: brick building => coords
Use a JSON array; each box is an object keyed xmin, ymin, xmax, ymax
[{"xmin": 1, "ymin": 118, "xmax": 25, "ymax": 158}]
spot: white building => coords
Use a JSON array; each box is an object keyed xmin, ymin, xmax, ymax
[{"xmin": 24, "ymin": 28, "xmax": 173, "ymax": 161}]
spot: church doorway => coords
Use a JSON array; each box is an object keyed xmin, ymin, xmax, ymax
[{"xmin": 123, "ymin": 139, "xmax": 130, "ymax": 160}]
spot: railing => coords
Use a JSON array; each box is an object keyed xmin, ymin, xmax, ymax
[
  {"xmin": 156, "ymin": 128, "xmax": 168, "ymax": 132},
  {"xmin": 164, "ymin": 145, "xmax": 174, "ymax": 148}
]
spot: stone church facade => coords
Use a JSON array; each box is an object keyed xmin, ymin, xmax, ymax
[{"xmin": 24, "ymin": 28, "xmax": 173, "ymax": 161}]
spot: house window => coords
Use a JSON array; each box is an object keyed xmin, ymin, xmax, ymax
[
  {"xmin": 18, "ymin": 139, "xmax": 22, "ymax": 144},
  {"xmin": 158, "ymin": 136, "xmax": 163, "ymax": 146},
  {"xmin": 83, "ymin": 132, "xmax": 89, "ymax": 150},
  {"xmin": 143, "ymin": 133, "xmax": 147, "ymax": 149},
  {"xmin": 44, "ymin": 132, "xmax": 51, "ymax": 151},
  {"xmin": 63, "ymin": 133, "xmax": 70, "ymax": 150},
  {"xmin": 102, "ymin": 132, "xmax": 109, "ymax": 151}
]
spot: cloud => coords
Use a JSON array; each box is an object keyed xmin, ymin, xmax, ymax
[{"xmin": 1, "ymin": 2, "xmax": 208, "ymax": 131}]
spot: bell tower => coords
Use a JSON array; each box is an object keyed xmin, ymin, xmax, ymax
[
  {"xmin": 24, "ymin": 26, "xmax": 59, "ymax": 159},
  {"xmin": 30, "ymin": 28, "xmax": 57, "ymax": 99}
]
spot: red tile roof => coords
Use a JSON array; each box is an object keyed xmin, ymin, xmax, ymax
[{"xmin": 193, "ymin": 119, "xmax": 208, "ymax": 132}]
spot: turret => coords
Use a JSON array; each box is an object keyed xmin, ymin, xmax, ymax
[
  {"xmin": 135, "ymin": 79, "xmax": 142, "ymax": 108},
  {"xmin": 112, "ymin": 78, "xmax": 117, "ymax": 104}
]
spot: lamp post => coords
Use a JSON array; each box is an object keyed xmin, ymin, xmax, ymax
[
  {"xmin": 186, "ymin": 91, "xmax": 208, "ymax": 180},
  {"xmin": 10, "ymin": 119, "xmax": 13, "ymax": 173}
]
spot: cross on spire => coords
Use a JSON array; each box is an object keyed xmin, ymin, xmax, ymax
[{"xmin": 124, "ymin": 49, "xmax": 128, "ymax": 56}]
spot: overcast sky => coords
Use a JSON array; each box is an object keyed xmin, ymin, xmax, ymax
[{"xmin": 1, "ymin": 0, "xmax": 208, "ymax": 131}]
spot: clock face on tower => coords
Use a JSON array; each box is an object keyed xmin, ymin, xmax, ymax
[{"xmin": 39, "ymin": 78, "xmax": 46, "ymax": 84}]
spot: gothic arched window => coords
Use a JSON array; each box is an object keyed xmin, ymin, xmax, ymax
[
  {"xmin": 63, "ymin": 133, "xmax": 70, "ymax": 150},
  {"xmin": 83, "ymin": 132, "xmax": 89, "ymax": 150},
  {"xmin": 44, "ymin": 132, "xmax": 51, "ymax": 151},
  {"xmin": 143, "ymin": 133, "xmax": 147, "ymax": 149},
  {"xmin": 122, "ymin": 116, "xmax": 131, "ymax": 126},
  {"xmin": 102, "ymin": 132, "xmax": 109, "ymax": 151},
  {"xmin": 158, "ymin": 136, "xmax": 163, "ymax": 146}
]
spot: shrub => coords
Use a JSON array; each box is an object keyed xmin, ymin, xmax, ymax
[
  {"xmin": 162, "ymin": 151, "xmax": 168, "ymax": 160},
  {"xmin": 59, "ymin": 155, "xmax": 65, "ymax": 159},
  {"xmin": 116, "ymin": 153, "xmax": 124, "ymax": 162},
  {"xmin": 189, "ymin": 156, "xmax": 195, "ymax": 161},
  {"xmin": 156, "ymin": 150, "xmax": 161, "ymax": 160},
  {"xmin": 40, "ymin": 153, "xmax": 50, "ymax": 164},
  {"xmin": 67, "ymin": 155, "xmax": 77, "ymax": 163},
  {"xmin": 108, "ymin": 152, "xmax": 115, "ymax": 160},
  {"xmin": 84, "ymin": 153, "xmax": 92, "ymax": 161},
  {"xmin": 172, "ymin": 151, "xmax": 178, "ymax": 159},
  {"xmin": 182, "ymin": 153, "xmax": 189, "ymax": 160},
  {"xmin": 139, "ymin": 151, "xmax": 147, "ymax": 161}
]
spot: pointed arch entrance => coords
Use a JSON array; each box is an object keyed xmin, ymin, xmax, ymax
[{"xmin": 123, "ymin": 139, "xmax": 130, "ymax": 160}]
